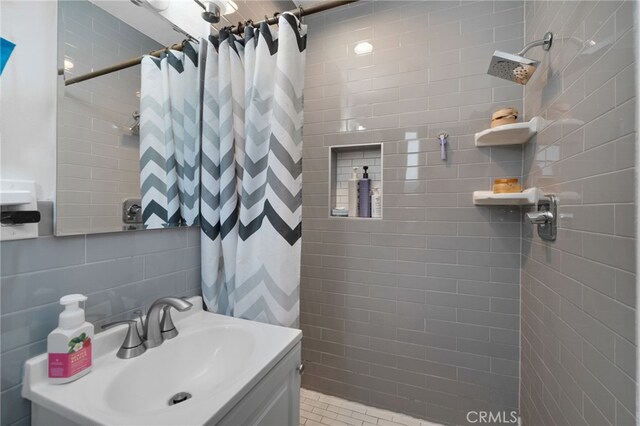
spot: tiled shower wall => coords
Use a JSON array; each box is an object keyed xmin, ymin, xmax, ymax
[
  {"xmin": 0, "ymin": 230, "xmax": 202, "ymax": 426},
  {"xmin": 57, "ymin": 0, "xmax": 161, "ymax": 235},
  {"xmin": 300, "ymin": 2, "xmax": 526, "ymax": 424},
  {"xmin": 520, "ymin": 1, "xmax": 637, "ymax": 425}
]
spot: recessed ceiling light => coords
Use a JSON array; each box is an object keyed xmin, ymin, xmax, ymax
[{"xmin": 354, "ymin": 41, "xmax": 373, "ymax": 56}]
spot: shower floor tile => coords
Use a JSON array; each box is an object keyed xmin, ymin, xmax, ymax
[{"xmin": 300, "ymin": 388, "xmax": 442, "ymax": 426}]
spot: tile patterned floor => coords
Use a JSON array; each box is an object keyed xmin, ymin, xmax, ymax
[{"xmin": 300, "ymin": 388, "xmax": 442, "ymax": 426}]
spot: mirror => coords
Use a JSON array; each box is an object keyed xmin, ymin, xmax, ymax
[{"xmin": 56, "ymin": 0, "xmax": 183, "ymax": 235}]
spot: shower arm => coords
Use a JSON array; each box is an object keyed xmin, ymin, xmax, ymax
[{"xmin": 517, "ymin": 32, "xmax": 553, "ymax": 56}]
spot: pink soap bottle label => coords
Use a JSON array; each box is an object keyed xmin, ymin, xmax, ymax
[{"xmin": 48, "ymin": 333, "xmax": 92, "ymax": 378}]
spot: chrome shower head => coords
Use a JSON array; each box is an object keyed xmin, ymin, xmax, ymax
[
  {"xmin": 487, "ymin": 51, "xmax": 539, "ymax": 85},
  {"xmin": 201, "ymin": 2, "xmax": 221, "ymax": 23},
  {"xmin": 487, "ymin": 32, "xmax": 553, "ymax": 85}
]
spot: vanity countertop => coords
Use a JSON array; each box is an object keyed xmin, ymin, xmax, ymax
[{"xmin": 22, "ymin": 296, "xmax": 302, "ymax": 425}]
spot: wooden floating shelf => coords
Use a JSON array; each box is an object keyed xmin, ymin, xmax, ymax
[
  {"xmin": 475, "ymin": 117, "xmax": 541, "ymax": 147},
  {"xmin": 473, "ymin": 188, "xmax": 543, "ymax": 206}
]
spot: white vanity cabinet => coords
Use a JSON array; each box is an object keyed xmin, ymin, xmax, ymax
[
  {"xmin": 31, "ymin": 343, "xmax": 302, "ymax": 426},
  {"xmin": 216, "ymin": 343, "xmax": 301, "ymax": 426},
  {"xmin": 23, "ymin": 297, "xmax": 303, "ymax": 426}
]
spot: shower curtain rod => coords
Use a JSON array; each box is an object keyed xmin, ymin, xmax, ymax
[{"xmin": 63, "ymin": 0, "xmax": 358, "ymax": 86}]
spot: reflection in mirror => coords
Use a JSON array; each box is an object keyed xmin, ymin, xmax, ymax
[{"xmin": 56, "ymin": 0, "xmax": 170, "ymax": 235}]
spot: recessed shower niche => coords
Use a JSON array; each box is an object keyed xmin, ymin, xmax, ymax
[{"xmin": 328, "ymin": 144, "xmax": 383, "ymax": 219}]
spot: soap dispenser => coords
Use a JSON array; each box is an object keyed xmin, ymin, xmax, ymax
[
  {"xmin": 358, "ymin": 166, "xmax": 371, "ymax": 218},
  {"xmin": 48, "ymin": 294, "xmax": 94, "ymax": 384}
]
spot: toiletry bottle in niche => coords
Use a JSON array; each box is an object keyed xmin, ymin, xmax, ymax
[
  {"xmin": 358, "ymin": 166, "xmax": 371, "ymax": 218},
  {"xmin": 348, "ymin": 167, "xmax": 359, "ymax": 217},
  {"xmin": 371, "ymin": 187, "xmax": 382, "ymax": 218},
  {"xmin": 48, "ymin": 294, "xmax": 94, "ymax": 384}
]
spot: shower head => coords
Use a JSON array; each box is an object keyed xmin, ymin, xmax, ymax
[
  {"xmin": 487, "ymin": 51, "xmax": 539, "ymax": 85},
  {"xmin": 201, "ymin": 1, "xmax": 221, "ymax": 23},
  {"xmin": 128, "ymin": 111, "xmax": 140, "ymax": 135},
  {"xmin": 487, "ymin": 32, "xmax": 553, "ymax": 85}
]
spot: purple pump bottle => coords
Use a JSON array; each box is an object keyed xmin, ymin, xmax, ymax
[{"xmin": 358, "ymin": 166, "xmax": 371, "ymax": 218}]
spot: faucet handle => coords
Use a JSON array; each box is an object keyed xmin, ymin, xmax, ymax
[
  {"xmin": 160, "ymin": 306, "xmax": 179, "ymax": 340},
  {"xmin": 102, "ymin": 320, "xmax": 146, "ymax": 359},
  {"xmin": 133, "ymin": 309, "xmax": 145, "ymax": 338},
  {"xmin": 526, "ymin": 210, "xmax": 553, "ymax": 224}
]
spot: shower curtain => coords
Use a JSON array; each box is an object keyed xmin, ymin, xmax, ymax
[
  {"xmin": 200, "ymin": 14, "xmax": 306, "ymax": 327},
  {"xmin": 139, "ymin": 41, "xmax": 201, "ymax": 228}
]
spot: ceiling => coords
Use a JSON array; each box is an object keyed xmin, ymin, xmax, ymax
[
  {"xmin": 91, "ymin": 0, "xmax": 296, "ymax": 46},
  {"xmin": 219, "ymin": 1, "xmax": 296, "ymax": 30}
]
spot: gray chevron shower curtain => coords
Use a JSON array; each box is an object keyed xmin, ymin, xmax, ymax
[
  {"xmin": 139, "ymin": 41, "xmax": 200, "ymax": 228},
  {"xmin": 200, "ymin": 14, "xmax": 306, "ymax": 327}
]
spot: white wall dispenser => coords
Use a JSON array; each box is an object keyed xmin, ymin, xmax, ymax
[{"xmin": 0, "ymin": 180, "xmax": 40, "ymax": 241}]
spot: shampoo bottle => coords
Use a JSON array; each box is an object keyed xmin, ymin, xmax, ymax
[
  {"xmin": 358, "ymin": 166, "xmax": 371, "ymax": 218},
  {"xmin": 371, "ymin": 187, "xmax": 382, "ymax": 218},
  {"xmin": 48, "ymin": 294, "xmax": 94, "ymax": 384},
  {"xmin": 347, "ymin": 167, "xmax": 359, "ymax": 217}
]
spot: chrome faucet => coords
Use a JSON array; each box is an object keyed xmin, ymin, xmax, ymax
[{"xmin": 143, "ymin": 297, "xmax": 193, "ymax": 349}]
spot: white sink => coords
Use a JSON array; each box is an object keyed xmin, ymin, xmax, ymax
[{"xmin": 22, "ymin": 297, "xmax": 302, "ymax": 425}]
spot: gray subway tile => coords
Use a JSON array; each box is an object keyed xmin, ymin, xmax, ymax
[
  {"xmin": 582, "ymin": 394, "xmax": 612, "ymax": 426},
  {"xmin": 426, "ymin": 346, "xmax": 491, "ymax": 372},
  {"xmin": 614, "ymin": 335, "xmax": 636, "ymax": 380},
  {"xmin": 457, "ymin": 338, "xmax": 519, "ymax": 361},
  {"xmin": 1, "ymin": 256, "xmax": 144, "ymax": 315},
  {"xmin": 458, "ymin": 280, "xmax": 519, "ymax": 299},
  {"xmin": 1, "ymin": 341, "xmax": 46, "ymax": 392},
  {"xmin": 396, "ymin": 328, "xmax": 456, "ymax": 350},
  {"xmin": 491, "ymin": 358, "xmax": 519, "ymax": 376},
  {"xmin": 427, "ymin": 264, "xmax": 490, "ymax": 281},
  {"xmin": 1, "ymin": 235, "xmax": 85, "ymax": 276},
  {"xmin": 616, "ymin": 400, "xmax": 636, "ymax": 426},
  {"xmin": 582, "ymin": 286, "xmax": 635, "ymax": 343},
  {"xmin": 86, "ymin": 228, "xmax": 187, "ymax": 262},
  {"xmin": 560, "ymin": 297, "xmax": 615, "ymax": 361},
  {"xmin": 397, "ymin": 355, "xmax": 457, "ymax": 381},
  {"xmin": 561, "ymin": 251, "xmax": 616, "ymax": 298},
  {"xmin": 1, "ymin": 303, "xmax": 61, "ymax": 353},
  {"xmin": 458, "ymin": 368, "xmax": 518, "ymax": 393},
  {"xmin": 1, "ymin": 385, "xmax": 30, "ymax": 426},
  {"xmin": 582, "ymin": 341, "xmax": 635, "ymax": 413},
  {"xmin": 426, "ymin": 291, "xmax": 490, "ymax": 311},
  {"xmin": 561, "ymin": 345, "xmax": 616, "ymax": 422},
  {"xmin": 427, "ymin": 319, "xmax": 491, "ymax": 343}
]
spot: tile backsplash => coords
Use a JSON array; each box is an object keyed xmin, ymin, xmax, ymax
[
  {"xmin": 520, "ymin": 1, "xmax": 636, "ymax": 425},
  {"xmin": 0, "ymin": 228, "xmax": 201, "ymax": 426},
  {"xmin": 300, "ymin": 1, "xmax": 526, "ymax": 424}
]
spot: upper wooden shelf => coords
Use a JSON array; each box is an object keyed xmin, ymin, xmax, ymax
[{"xmin": 475, "ymin": 117, "xmax": 542, "ymax": 147}]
